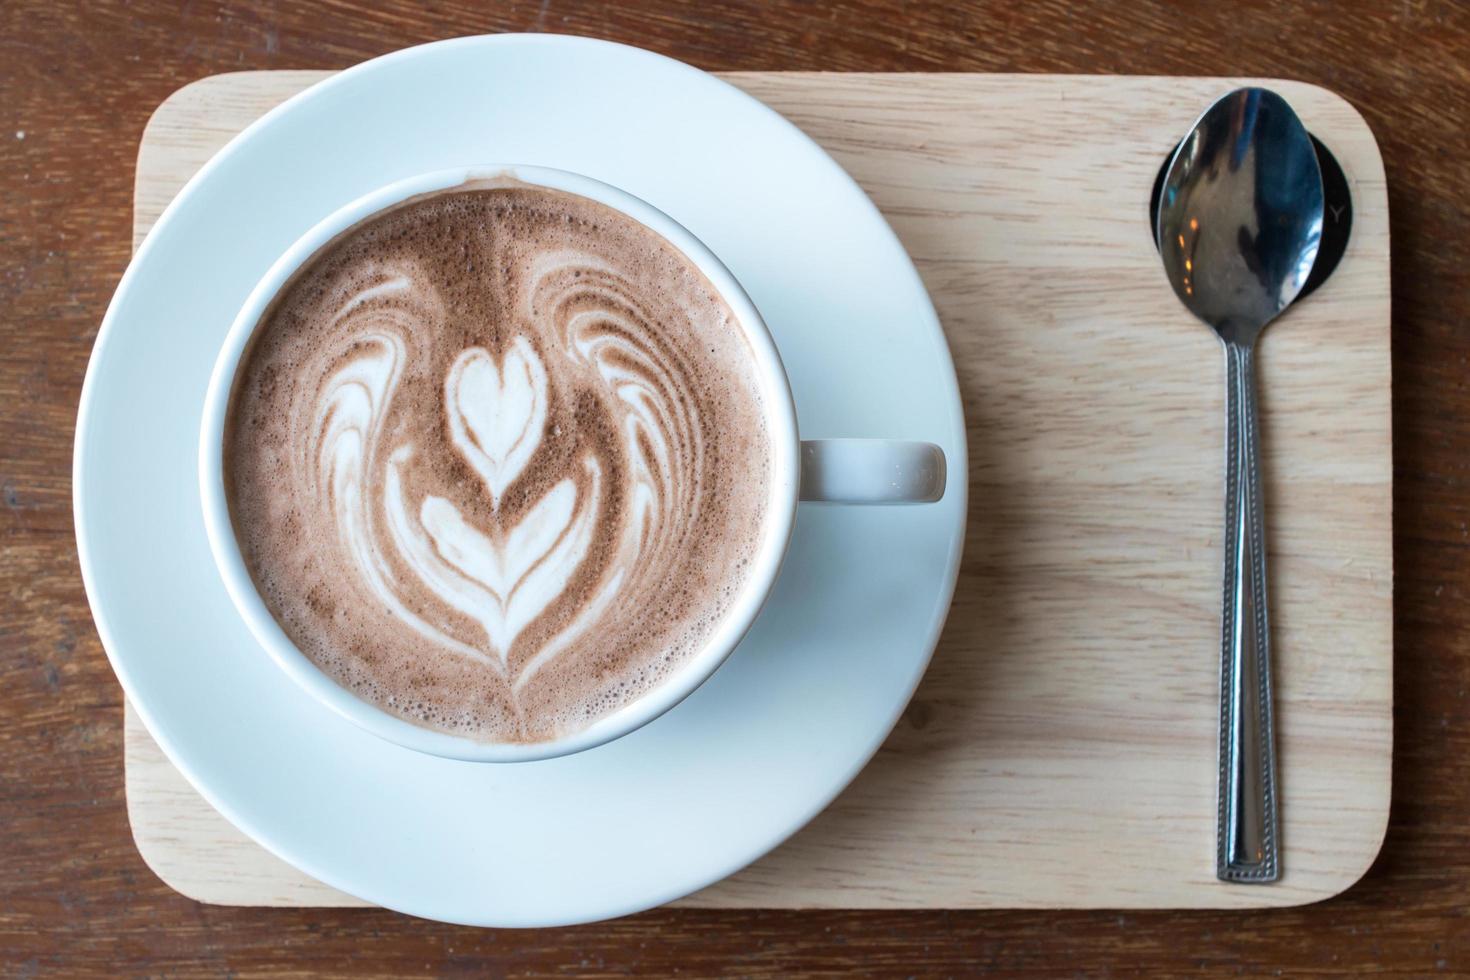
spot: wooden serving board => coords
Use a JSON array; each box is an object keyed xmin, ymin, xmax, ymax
[{"xmin": 125, "ymin": 70, "xmax": 1391, "ymax": 910}]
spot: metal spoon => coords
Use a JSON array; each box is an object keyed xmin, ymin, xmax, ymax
[{"xmin": 1157, "ymin": 88, "xmax": 1324, "ymax": 883}]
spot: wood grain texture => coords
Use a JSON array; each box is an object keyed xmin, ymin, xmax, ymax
[
  {"xmin": 3, "ymin": 0, "xmax": 1468, "ymax": 975},
  {"xmin": 122, "ymin": 69, "xmax": 1392, "ymax": 913}
]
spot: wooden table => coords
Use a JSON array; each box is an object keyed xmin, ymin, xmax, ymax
[{"xmin": 3, "ymin": 1, "xmax": 1466, "ymax": 974}]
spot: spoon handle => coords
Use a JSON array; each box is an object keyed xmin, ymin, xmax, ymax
[{"xmin": 1217, "ymin": 341, "xmax": 1281, "ymax": 882}]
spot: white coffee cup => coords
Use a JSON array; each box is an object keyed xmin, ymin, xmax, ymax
[{"xmin": 200, "ymin": 165, "xmax": 946, "ymax": 763}]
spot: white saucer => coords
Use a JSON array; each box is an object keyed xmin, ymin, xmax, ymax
[{"xmin": 76, "ymin": 35, "xmax": 967, "ymax": 927}]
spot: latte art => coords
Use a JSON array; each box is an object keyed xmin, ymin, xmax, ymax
[{"xmin": 225, "ymin": 183, "xmax": 771, "ymax": 742}]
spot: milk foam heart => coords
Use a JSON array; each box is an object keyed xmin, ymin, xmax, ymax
[
  {"xmin": 447, "ymin": 339, "xmax": 547, "ymax": 507},
  {"xmin": 223, "ymin": 183, "xmax": 770, "ymax": 743}
]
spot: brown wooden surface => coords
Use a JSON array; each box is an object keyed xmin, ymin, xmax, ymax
[{"xmin": 1, "ymin": 1, "xmax": 1466, "ymax": 975}]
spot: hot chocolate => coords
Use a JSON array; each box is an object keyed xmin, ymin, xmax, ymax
[{"xmin": 223, "ymin": 180, "xmax": 771, "ymax": 743}]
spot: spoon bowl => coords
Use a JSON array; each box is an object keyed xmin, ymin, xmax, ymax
[{"xmin": 1159, "ymin": 88, "xmax": 1324, "ymax": 344}]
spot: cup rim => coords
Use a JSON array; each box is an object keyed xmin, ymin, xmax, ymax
[{"xmin": 198, "ymin": 165, "xmax": 800, "ymax": 763}]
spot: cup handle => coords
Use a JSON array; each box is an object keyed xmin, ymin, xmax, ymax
[{"xmin": 799, "ymin": 439, "xmax": 946, "ymax": 504}]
